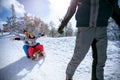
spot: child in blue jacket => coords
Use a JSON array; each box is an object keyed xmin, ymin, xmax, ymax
[{"xmin": 11, "ymin": 30, "xmax": 45, "ymax": 58}]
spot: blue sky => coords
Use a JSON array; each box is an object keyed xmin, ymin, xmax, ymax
[
  {"xmin": 18, "ymin": 0, "xmax": 51, "ymax": 19},
  {"xmin": 0, "ymin": 0, "xmax": 51, "ymax": 21},
  {"xmin": 0, "ymin": 0, "xmax": 70, "ymax": 26}
]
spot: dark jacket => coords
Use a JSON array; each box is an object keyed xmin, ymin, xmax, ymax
[
  {"xmin": 75, "ymin": 0, "xmax": 113, "ymax": 27},
  {"xmin": 59, "ymin": 0, "xmax": 120, "ymax": 32}
]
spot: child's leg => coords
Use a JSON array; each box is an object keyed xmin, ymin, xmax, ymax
[
  {"xmin": 35, "ymin": 44, "xmax": 44, "ymax": 52},
  {"xmin": 35, "ymin": 44, "xmax": 45, "ymax": 57},
  {"xmin": 23, "ymin": 45, "xmax": 29, "ymax": 56},
  {"xmin": 28, "ymin": 47, "xmax": 35, "ymax": 57}
]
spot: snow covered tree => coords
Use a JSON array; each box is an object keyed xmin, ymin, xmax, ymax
[
  {"xmin": 49, "ymin": 21, "xmax": 57, "ymax": 37},
  {"xmin": 39, "ymin": 21, "xmax": 49, "ymax": 36},
  {"xmin": 66, "ymin": 22, "xmax": 73, "ymax": 36}
]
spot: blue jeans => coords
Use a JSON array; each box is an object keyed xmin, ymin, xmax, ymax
[{"xmin": 23, "ymin": 43, "xmax": 40, "ymax": 56}]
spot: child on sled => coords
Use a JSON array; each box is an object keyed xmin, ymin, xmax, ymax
[
  {"xmin": 11, "ymin": 29, "xmax": 46, "ymax": 60},
  {"xmin": 26, "ymin": 31, "xmax": 46, "ymax": 60}
]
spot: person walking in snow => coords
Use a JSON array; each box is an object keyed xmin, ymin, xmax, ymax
[
  {"xmin": 11, "ymin": 29, "xmax": 45, "ymax": 60},
  {"xmin": 58, "ymin": 0, "xmax": 120, "ymax": 80}
]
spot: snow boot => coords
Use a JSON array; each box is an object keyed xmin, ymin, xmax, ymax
[
  {"xmin": 27, "ymin": 55, "xmax": 30, "ymax": 58},
  {"xmin": 66, "ymin": 78, "xmax": 72, "ymax": 80},
  {"xmin": 66, "ymin": 75, "xmax": 73, "ymax": 80},
  {"xmin": 32, "ymin": 56, "xmax": 36, "ymax": 60}
]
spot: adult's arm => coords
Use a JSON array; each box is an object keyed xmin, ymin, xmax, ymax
[{"xmin": 58, "ymin": 0, "xmax": 78, "ymax": 34}]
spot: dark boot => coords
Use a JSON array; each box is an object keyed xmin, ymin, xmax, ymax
[
  {"xmin": 66, "ymin": 75, "xmax": 73, "ymax": 80},
  {"xmin": 27, "ymin": 55, "xmax": 30, "ymax": 58},
  {"xmin": 32, "ymin": 56, "xmax": 36, "ymax": 60},
  {"xmin": 66, "ymin": 79, "xmax": 72, "ymax": 80}
]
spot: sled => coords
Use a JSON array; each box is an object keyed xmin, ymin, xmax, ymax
[
  {"xmin": 31, "ymin": 50, "xmax": 46, "ymax": 65},
  {"xmin": 30, "ymin": 55, "xmax": 45, "ymax": 68},
  {"xmin": 37, "ymin": 55, "xmax": 45, "ymax": 65},
  {"xmin": 32, "ymin": 50, "xmax": 45, "ymax": 59}
]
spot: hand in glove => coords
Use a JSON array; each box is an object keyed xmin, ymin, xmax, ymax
[
  {"xmin": 58, "ymin": 23, "xmax": 65, "ymax": 34},
  {"xmin": 58, "ymin": 20, "xmax": 68, "ymax": 34}
]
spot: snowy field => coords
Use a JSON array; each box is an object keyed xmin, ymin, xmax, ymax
[{"xmin": 0, "ymin": 34, "xmax": 120, "ymax": 80}]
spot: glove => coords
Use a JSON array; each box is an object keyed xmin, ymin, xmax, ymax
[
  {"xmin": 58, "ymin": 23, "xmax": 64, "ymax": 34},
  {"xmin": 58, "ymin": 20, "xmax": 68, "ymax": 34}
]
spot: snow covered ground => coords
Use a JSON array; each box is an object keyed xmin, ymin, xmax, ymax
[{"xmin": 0, "ymin": 34, "xmax": 120, "ymax": 80}]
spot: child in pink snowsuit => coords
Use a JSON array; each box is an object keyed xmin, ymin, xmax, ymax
[
  {"xmin": 28, "ymin": 44, "xmax": 44, "ymax": 57},
  {"xmin": 11, "ymin": 29, "xmax": 45, "ymax": 59},
  {"xmin": 27, "ymin": 32, "xmax": 45, "ymax": 57}
]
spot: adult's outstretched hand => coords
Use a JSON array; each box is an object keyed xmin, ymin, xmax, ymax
[{"xmin": 58, "ymin": 23, "xmax": 65, "ymax": 34}]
